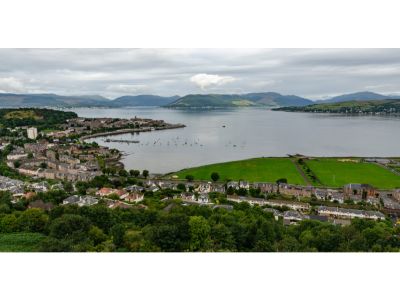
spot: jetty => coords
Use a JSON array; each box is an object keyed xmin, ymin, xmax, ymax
[{"xmin": 79, "ymin": 123, "xmax": 185, "ymax": 141}]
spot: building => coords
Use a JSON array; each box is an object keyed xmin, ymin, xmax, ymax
[
  {"xmin": 317, "ymin": 206, "xmax": 385, "ymax": 220},
  {"xmin": 343, "ymin": 184, "xmax": 377, "ymax": 199},
  {"xmin": 27, "ymin": 127, "xmax": 38, "ymax": 140},
  {"xmin": 265, "ymin": 199, "xmax": 310, "ymax": 212},
  {"xmin": 180, "ymin": 192, "xmax": 196, "ymax": 201},
  {"xmin": 197, "ymin": 193, "xmax": 209, "ymax": 204},
  {"xmin": 280, "ymin": 184, "xmax": 314, "ymax": 198},
  {"xmin": 283, "ymin": 210, "xmax": 306, "ymax": 225},
  {"xmin": 393, "ymin": 189, "xmax": 400, "ymax": 202},
  {"xmin": 63, "ymin": 195, "xmax": 99, "ymax": 206},
  {"xmin": 121, "ymin": 192, "xmax": 144, "ymax": 203},
  {"xmin": 263, "ymin": 207, "xmax": 282, "ymax": 220}
]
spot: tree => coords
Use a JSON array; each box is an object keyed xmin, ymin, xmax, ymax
[
  {"xmin": 13, "ymin": 160, "xmax": 21, "ymax": 168},
  {"xmin": 276, "ymin": 178, "xmax": 287, "ymax": 184},
  {"xmin": 17, "ymin": 209, "xmax": 49, "ymax": 232},
  {"xmin": 142, "ymin": 170, "xmax": 149, "ymax": 178},
  {"xmin": 189, "ymin": 216, "xmax": 211, "ymax": 251},
  {"xmin": 40, "ymin": 162, "xmax": 47, "ymax": 169},
  {"xmin": 276, "ymin": 178, "xmax": 287, "ymax": 193},
  {"xmin": 49, "ymin": 214, "xmax": 91, "ymax": 242},
  {"xmin": 27, "ymin": 152, "xmax": 33, "ymax": 159},
  {"xmin": 111, "ymin": 224, "xmax": 126, "ymax": 248},
  {"xmin": 75, "ymin": 181, "xmax": 88, "ymax": 195},
  {"xmin": 185, "ymin": 175, "xmax": 194, "ymax": 182},
  {"xmin": 0, "ymin": 214, "xmax": 18, "ymax": 233},
  {"xmin": 211, "ymin": 172, "xmax": 220, "ymax": 182},
  {"xmin": 177, "ymin": 183, "xmax": 186, "ymax": 191},
  {"xmin": 118, "ymin": 169, "xmax": 128, "ymax": 177},
  {"xmin": 63, "ymin": 181, "xmax": 74, "ymax": 193},
  {"xmin": 88, "ymin": 225, "xmax": 108, "ymax": 245}
]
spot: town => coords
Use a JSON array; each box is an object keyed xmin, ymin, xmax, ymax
[{"xmin": 1, "ymin": 108, "xmax": 400, "ymax": 252}]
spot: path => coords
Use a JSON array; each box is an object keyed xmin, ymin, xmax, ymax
[{"xmin": 290, "ymin": 158, "xmax": 312, "ymax": 186}]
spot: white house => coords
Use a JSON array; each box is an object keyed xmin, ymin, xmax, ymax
[{"xmin": 27, "ymin": 127, "xmax": 38, "ymax": 140}]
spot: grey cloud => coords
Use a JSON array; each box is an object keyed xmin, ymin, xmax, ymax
[{"xmin": 0, "ymin": 48, "xmax": 399, "ymax": 99}]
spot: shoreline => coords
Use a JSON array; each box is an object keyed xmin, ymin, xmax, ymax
[{"xmin": 79, "ymin": 123, "xmax": 185, "ymax": 141}]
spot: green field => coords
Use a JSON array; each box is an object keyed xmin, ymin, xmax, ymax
[
  {"xmin": 172, "ymin": 157, "xmax": 307, "ymax": 185},
  {"xmin": 306, "ymin": 158, "xmax": 400, "ymax": 189},
  {"xmin": 0, "ymin": 233, "xmax": 45, "ymax": 252}
]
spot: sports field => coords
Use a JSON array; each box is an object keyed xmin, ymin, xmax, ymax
[
  {"xmin": 305, "ymin": 158, "xmax": 400, "ymax": 189},
  {"xmin": 173, "ymin": 157, "xmax": 307, "ymax": 185}
]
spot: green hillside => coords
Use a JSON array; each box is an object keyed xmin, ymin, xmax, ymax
[
  {"xmin": 167, "ymin": 93, "xmax": 312, "ymax": 108},
  {"xmin": 274, "ymin": 99, "xmax": 400, "ymax": 113},
  {"xmin": 0, "ymin": 108, "xmax": 77, "ymax": 128}
]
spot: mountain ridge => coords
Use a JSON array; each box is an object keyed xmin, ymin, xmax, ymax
[
  {"xmin": 316, "ymin": 91, "xmax": 398, "ymax": 103},
  {"xmin": 167, "ymin": 92, "xmax": 313, "ymax": 108},
  {"xmin": 0, "ymin": 91, "xmax": 398, "ymax": 108}
]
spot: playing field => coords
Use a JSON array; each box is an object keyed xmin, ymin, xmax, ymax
[
  {"xmin": 173, "ymin": 157, "xmax": 307, "ymax": 185},
  {"xmin": 306, "ymin": 158, "xmax": 400, "ymax": 189},
  {"xmin": 0, "ymin": 233, "xmax": 45, "ymax": 252}
]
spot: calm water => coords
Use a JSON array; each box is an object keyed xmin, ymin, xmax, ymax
[{"xmin": 68, "ymin": 107, "xmax": 400, "ymax": 173}]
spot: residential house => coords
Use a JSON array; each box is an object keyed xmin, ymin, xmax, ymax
[
  {"xmin": 393, "ymin": 189, "xmax": 400, "ymax": 202},
  {"xmin": 343, "ymin": 184, "xmax": 377, "ymax": 200},
  {"xmin": 197, "ymin": 183, "xmax": 211, "ymax": 193},
  {"xmin": 227, "ymin": 181, "xmax": 239, "ymax": 190},
  {"xmin": 283, "ymin": 210, "xmax": 306, "ymax": 225},
  {"xmin": 121, "ymin": 192, "xmax": 144, "ymax": 203},
  {"xmin": 253, "ymin": 182, "xmax": 277, "ymax": 194},
  {"xmin": 181, "ymin": 192, "xmax": 195, "ymax": 202},
  {"xmin": 30, "ymin": 181, "xmax": 50, "ymax": 193},
  {"xmin": 126, "ymin": 185, "xmax": 145, "ymax": 193},
  {"xmin": 197, "ymin": 193, "xmax": 209, "ymax": 204},
  {"xmin": 280, "ymin": 184, "xmax": 314, "ymax": 198},
  {"xmin": 63, "ymin": 195, "xmax": 99, "ymax": 206},
  {"xmin": 264, "ymin": 199, "xmax": 310, "ymax": 212},
  {"xmin": 239, "ymin": 181, "xmax": 250, "ymax": 190},
  {"xmin": 317, "ymin": 206, "xmax": 385, "ymax": 220},
  {"xmin": 210, "ymin": 184, "xmax": 226, "ymax": 193},
  {"xmin": 227, "ymin": 195, "xmax": 266, "ymax": 206},
  {"xmin": 96, "ymin": 187, "xmax": 114, "ymax": 197},
  {"xmin": 263, "ymin": 207, "xmax": 282, "ymax": 220}
]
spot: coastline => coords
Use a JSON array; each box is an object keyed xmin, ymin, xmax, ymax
[{"xmin": 79, "ymin": 123, "xmax": 186, "ymax": 141}]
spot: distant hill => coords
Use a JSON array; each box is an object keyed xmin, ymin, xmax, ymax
[
  {"xmin": 316, "ymin": 91, "xmax": 395, "ymax": 103},
  {"xmin": 273, "ymin": 99, "xmax": 400, "ymax": 114},
  {"xmin": 167, "ymin": 93, "xmax": 313, "ymax": 108},
  {"xmin": 0, "ymin": 93, "xmax": 110, "ymax": 107},
  {"xmin": 112, "ymin": 95, "xmax": 180, "ymax": 107},
  {"xmin": 0, "ymin": 93, "xmax": 180, "ymax": 108}
]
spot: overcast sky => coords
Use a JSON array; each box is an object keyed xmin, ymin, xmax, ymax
[{"xmin": 0, "ymin": 48, "xmax": 399, "ymax": 100}]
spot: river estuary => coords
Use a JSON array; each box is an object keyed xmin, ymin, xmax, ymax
[{"xmin": 67, "ymin": 107, "xmax": 400, "ymax": 173}]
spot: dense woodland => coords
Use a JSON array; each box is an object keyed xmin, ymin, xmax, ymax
[
  {"xmin": 273, "ymin": 99, "xmax": 400, "ymax": 114},
  {"xmin": 0, "ymin": 187, "xmax": 399, "ymax": 252},
  {"xmin": 0, "ymin": 108, "xmax": 77, "ymax": 129}
]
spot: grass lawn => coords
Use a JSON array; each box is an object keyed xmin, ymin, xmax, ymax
[
  {"xmin": 172, "ymin": 157, "xmax": 306, "ymax": 185},
  {"xmin": 0, "ymin": 233, "xmax": 45, "ymax": 252},
  {"xmin": 306, "ymin": 158, "xmax": 400, "ymax": 189}
]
